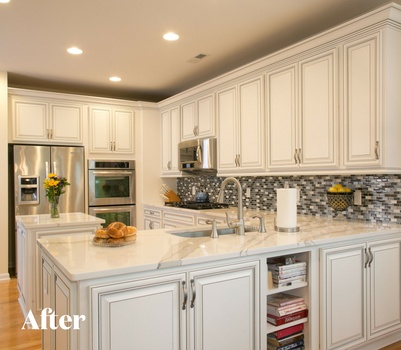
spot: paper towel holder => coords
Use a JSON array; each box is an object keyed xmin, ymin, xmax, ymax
[{"xmin": 274, "ymin": 217, "xmax": 300, "ymax": 233}]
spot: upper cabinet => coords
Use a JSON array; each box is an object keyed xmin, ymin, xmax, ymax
[
  {"xmin": 181, "ymin": 94, "xmax": 215, "ymax": 141},
  {"xmin": 267, "ymin": 49, "xmax": 338, "ymax": 171},
  {"xmin": 342, "ymin": 31, "xmax": 401, "ymax": 171},
  {"xmin": 88, "ymin": 105, "xmax": 135, "ymax": 155},
  {"xmin": 161, "ymin": 106, "xmax": 181, "ymax": 176},
  {"xmin": 217, "ymin": 76, "xmax": 265, "ymax": 174},
  {"xmin": 10, "ymin": 95, "xmax": 83, "ymax": 144}
]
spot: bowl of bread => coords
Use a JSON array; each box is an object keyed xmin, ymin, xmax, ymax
[{"xmin": 93, "ymin": 221, "xmax": 137, "ymax": 247}]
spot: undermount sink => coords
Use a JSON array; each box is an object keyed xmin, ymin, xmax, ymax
[{"xmin": 170, "ymin": 226, "xmax": 258, "ymax": 238}]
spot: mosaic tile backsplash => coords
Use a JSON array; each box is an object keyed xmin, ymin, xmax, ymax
[{"xmin": 176, "ymin": 175, "xmax": 401, "ymax": 224}]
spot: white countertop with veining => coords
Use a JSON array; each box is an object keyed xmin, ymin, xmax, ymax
[
  {"xmin": 16, "ymin": 212, "xmax": 105, "ymax": 229},
  {"xmin": 37, "ymin": 213, "xmax": 401, "ymax": 281}
]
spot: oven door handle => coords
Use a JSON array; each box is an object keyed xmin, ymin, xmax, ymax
[{"xmin": 91, "ymin": 170, "xmax": 134, "ymax": 176}]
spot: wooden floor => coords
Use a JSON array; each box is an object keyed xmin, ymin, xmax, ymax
[
  {"xmin": 0, "ymin": 278, "xmax": 401, "ymax": 350},
  {"xmin": 0, "ymin": 278, "xmax": 41, "ymax": 350}
]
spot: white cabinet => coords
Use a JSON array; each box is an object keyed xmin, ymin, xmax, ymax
[
  {"xmin": 16, "ymin": 215, "xmax": 103, "ymax": 319},
  {"xmin": 321, "ymin": 238, "xmax": 401, "ymax": 349},
  {"xmin": 10, "ymin": 95, "xmax": 83, "ymax": 144},
  {"xmin": 181, "ymin": 94, "xmax": 215, "ymax": 140},
  {"xmin": 267, "ymin": 49, "xmax": 338, "ymax": 170},
  {"xmin": 188, "ymin": 261, "xmax": 260, "ymax": 350},
  {"xmin": 161, "ymin": 107, "xmax": 181, "ymax": 175},
  {"xmin": 143, "ymin": 207, "xmax": 162, "ymax": 230},
  {"xmin": 163, "ymin": 209, "xmax": 195, "ymax": 228},
  {"xmin": 89, "ymin": 105, "xmax": 135, "ymax": 155},
  {"xmin": 342, "ymin": 29, "xmax": 401, "ymax": 170},
  {"xmin": 91, "ymin": 260, "xmax": 260, "ymax": 350},
  {"xmin": 217, "ymin": 76, "xmax": 265, "ymax": 173},
  {"xmin": 92, "ymin": 273, "xmax": 186, "ymax": 350}
]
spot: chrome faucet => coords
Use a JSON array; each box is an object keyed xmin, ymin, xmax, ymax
[{"xmin": 217, "ymin": 177, "xmax": 245, "ymax": 236}]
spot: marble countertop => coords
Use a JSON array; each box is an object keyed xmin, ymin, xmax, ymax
[
  {"xmin": 37, "ymin": 213, "xmax": 401, "ymax": 282},
  {"xmin": 16, "ymin": 212, "xmax": 105, "ymax": 229}
]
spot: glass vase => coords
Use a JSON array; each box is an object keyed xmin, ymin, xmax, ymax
[{"xmin": 50, "ymin": 196, "xmax": 60, "ymax": 218}]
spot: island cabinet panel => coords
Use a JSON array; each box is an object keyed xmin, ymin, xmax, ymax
[
  {"xmin": 92, "ymin": 273, "xmax": 186, "ymax": 350},
  {"xmin": 321, "ymin": 238, "xmax": 401, "ymax": 350}
]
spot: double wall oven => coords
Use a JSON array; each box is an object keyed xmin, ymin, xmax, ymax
[{"xmin": 88, "ymin": 160, "xmax": 136, "ymax": 227}]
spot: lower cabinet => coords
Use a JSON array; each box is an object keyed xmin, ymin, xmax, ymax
[
  {"xmin": 321, "ymin": 238, "xmax": 401, "ymax": 350},
  {"xmin": 91, "ymin": 260, "xmax": 260, "ymax": 350}
]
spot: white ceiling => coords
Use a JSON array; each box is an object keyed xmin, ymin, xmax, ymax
[{"xmin": 1, "ymin": 0, "xmax": 399, "ymax": 102}]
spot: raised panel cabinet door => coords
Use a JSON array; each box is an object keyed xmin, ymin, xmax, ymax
[
  {"xmin": 343, "ymin": 34, "xmax": 380, "ymax": 166},
  {"xmin": 238, "ymin": 77, "xmax": 265, "ymax": 170},
  {"xmin": 217, "ymin": 86, "xmax": 238, "ymax": 171},
  {"xmin": 181, "ymin": 101, "xmax": 197, "ymax": 140},
  {"xmin": 55, "ymin": 274, "xmax": 70, "ymax": 350},
  {"xmin": 161, "ymin": 110, "xmax": 172, "ymax": 172},
  {"xmin": 321, "ymin": 244, "xmax": 367, "ymax": 350},
  {"xmin": 51, "ymin": 104, "xmax": 83, "ymax": 143},
  {"xmin": 89, "ymin": 107, "xmax": 113, "ymax": 153},
  {"xmin": 368, "ymin": 239, "xmax": 401, "ymax": 339},
  {"xmin": 42, "ymin": 258, "xmax": 52, "ymax": 350},
  {"xmin": 170, "ymin": 107, "xmax": 181, "ymax": 172},
  {"xmin": 189, "ymin": 261, "xmax": 259, "ymax": 350},
  {"xmin": 92, "ymin": 274, "xmax": 186, "ymax": 350},
  {"xmin": 113, "ymin": 109, "xmax": 135, "ymax": 154},
  {"xmin": 267, "ymin": 65, "xmax": 297, "ymax": 169},
  {"xmin": 299, "ymin": 50, "xmax": 337, "ymax": 168},
  {"xmin": 197, "ymin": 95, "xmax": 215, "ymax": 138},
  {"xmin": 12, "ymin": 100, "xmax": 49, "ymax": 141}
]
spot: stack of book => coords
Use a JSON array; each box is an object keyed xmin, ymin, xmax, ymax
[
  {"xmin": 266, "ymin": 324, "xmax": 305, "ymax": 350},
  {"xmin": 266, "ymin": 292, "xmax": 308, "ymax": 326},
  {"xmin": 268, "ymin": 259, "xmax": 307, "ymax": 288}
]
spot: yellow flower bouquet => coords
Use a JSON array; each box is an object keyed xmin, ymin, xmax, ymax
[{"xmin": 43, "ymin": 173, "xmax": 70, "ymax": 218}]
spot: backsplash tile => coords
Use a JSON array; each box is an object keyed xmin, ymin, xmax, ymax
[{"xmin": 177, "ymin": 174, "xmax": 401, "ymax": 224}]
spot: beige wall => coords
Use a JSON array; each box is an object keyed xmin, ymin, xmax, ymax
[{"xmin": 0, "ymin": 72, "xmax": 9, "ymax": 280}]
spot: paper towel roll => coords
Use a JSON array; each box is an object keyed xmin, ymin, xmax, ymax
[{"xmin": 276, "ymin": 188, "xmax": 298, "ymax": 228}]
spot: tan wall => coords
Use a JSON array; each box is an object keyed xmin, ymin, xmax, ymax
[{"xmin": 0, "ymin": 72, "xmax": 9, "ymax": 280}]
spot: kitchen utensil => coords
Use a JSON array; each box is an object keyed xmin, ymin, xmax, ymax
[{"xmin": 160, "ymin": 184, "xmax": 181, "ymax": 202}]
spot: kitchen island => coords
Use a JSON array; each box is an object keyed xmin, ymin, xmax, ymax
[
  {"xmin": 16, "ymin": 213, "xmax": 105, "ymax": 321},
  {"xmin": 38, "ymin": 214, "xmax": 401, "ymax": 350}
]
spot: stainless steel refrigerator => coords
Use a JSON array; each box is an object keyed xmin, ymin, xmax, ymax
[{"xmin": 8, "ymin": 144, "xmax": 85, "ymax": 274}]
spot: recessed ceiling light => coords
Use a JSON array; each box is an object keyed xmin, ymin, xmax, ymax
[
  {"xmin": 0, "ymin": 0, "xmax": 11, "ymax": 3},
  {"xmin": 163, "ymin": 32, "xmax": 179, "ymax": 41},
  {"xmin": 67, "ymin": 47, "xmax": 83, "ymax": 55},
  {"xmin": 109, "ymin": 76, "xmax": 121, "ymax": 82}
]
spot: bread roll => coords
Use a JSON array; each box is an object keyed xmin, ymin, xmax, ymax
[
  {"xmin": 126, "ymin": 226, "xmax": 137, "ymax": 237},
  {"xmin": 107, "ymin": 222, "xmax": 127, "ymax": 238},
  {"xmin": 95, "ymin": 228, "xmax": 109, "ymax": 238}
]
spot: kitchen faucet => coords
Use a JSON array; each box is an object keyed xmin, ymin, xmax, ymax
[{"xmin": 217, "ymin": 177, "xmax": 245, "ymax": 236}]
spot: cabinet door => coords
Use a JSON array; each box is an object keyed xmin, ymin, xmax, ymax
[
  {"xmin": 92, "ymin": 274, "xmax": 186, "ymax": 350},
  {"xmin": 16, "ymin": 225, "xmax": 28, "ymax": 307},
  {"xmin": 181, "ymin": 101, "xmax": 197, "ymax": 140},
  {"xmin": 197, "ymin": 95, "xmax": 215, "ymax": 138},
  {"xmin": 299, "ymin": 50, "xmax": 337, "ymax": 168},
  {"xmin": 12, "ymin": 99, "xmax": 49, "ymax": 142},
  {"xmin": 89, "ymin": 106, "xmax": 113, "ymax": 153},
  {"xmin": 238, "ymin": 77, "xmax": 265, "ymax": 171},
  {"xmin": 267, "ymin": 65, "xmax": 298, "ymax": 169},
  {"xmin": 113, "ymin": 109, "xmax": 135, "ymax": 154},
  {"xmin": 42, "ymin": 258, "xmax": 52, "ymax": 350},
  {"xmin": 51, "ymin": 104, "xmax": 83, "ymax": 143},
  {"xmin": 189, "ymin": 261, "xmax": 259, "ymax": 350},
  {"xmin": 55, "ymin": 274, "xmax": 70, "ymax": 350},
  {"xmin": 161, "ymin": 107, "xmax": 180, "ymax": 174},
  {"xmin": 368, "ymin": 239, "xmax": 401, "ymax": 339},
  {"xmin": 217, "ymin": 87, "xmax": 238, "ymax": 171},
  {"xmin": 144, "ymin": 218, "xmax": 162, "ymax": 230},
  {"xmin": 321, "ymin": 244, "xmax": 367, "ymax": 350},
  {"xmin": 343, "ymin": 34, "xmax": 380, "ymax": 167}
]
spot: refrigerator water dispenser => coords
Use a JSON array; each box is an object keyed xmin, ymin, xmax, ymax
[{"xmin": 18, "ymin": 175, "xmax": 40, "ymax": 205}]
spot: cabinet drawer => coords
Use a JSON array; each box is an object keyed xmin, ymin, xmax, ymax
[
  {"xmin": 196, "ymin": 216, "xmax": 225, "ymax": 225},
  {"xmin": 143, "ymin": 208, "xmax": 162, "ymax": 218},
  {"xmin": 163, "ymin": 211, "xmax": 195, "ymax": 225}
]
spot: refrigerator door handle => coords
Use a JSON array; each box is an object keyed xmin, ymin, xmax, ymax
[
  {"xmin": 53, "ymin": 161, "xmax": 57, "ymax": 174},
  {"xmin": 45, "ymin": 161, "xmax": 49, "ymax": 177}
]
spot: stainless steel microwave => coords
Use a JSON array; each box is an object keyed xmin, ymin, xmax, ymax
[{"xmin": 178, "ymin": 137, "xmax": 217, "ymax": 174}]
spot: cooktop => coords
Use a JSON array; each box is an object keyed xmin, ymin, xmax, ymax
[{"xmin": 165, "ymin": 201, "xmax": 230, "ymax": 210}]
